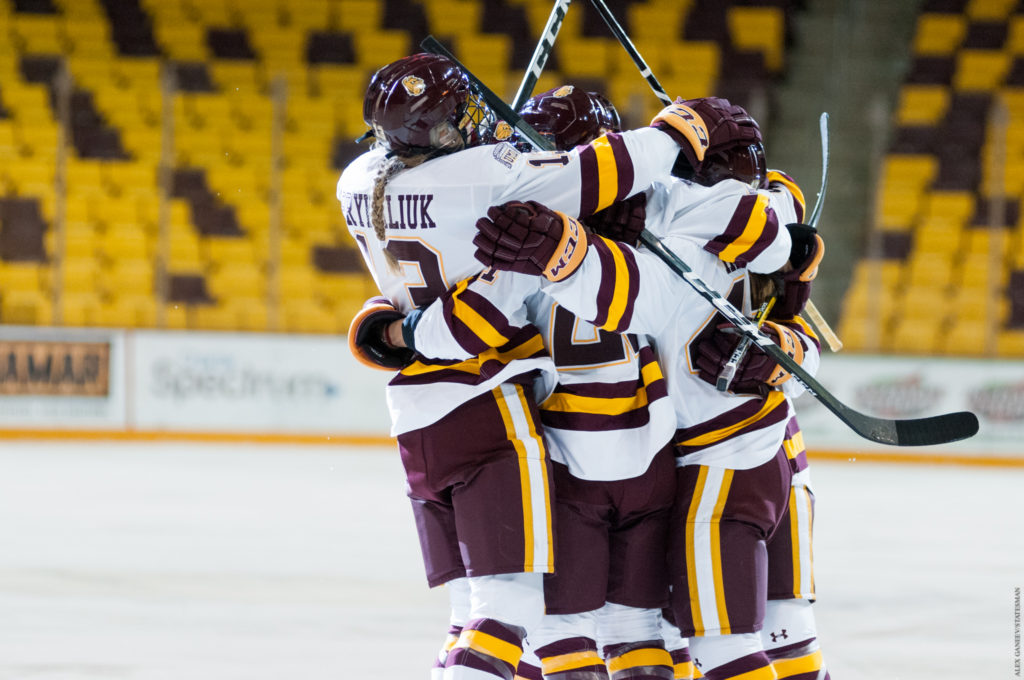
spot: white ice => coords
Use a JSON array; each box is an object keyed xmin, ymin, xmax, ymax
[{"xmin": 0, "ymin": 441, "xmax": 1020, "ymax": 679}]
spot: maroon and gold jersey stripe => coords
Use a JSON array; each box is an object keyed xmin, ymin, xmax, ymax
[
  {"xmin": 674, "ymin": 391, "xmax": 789, "ymax": 455},
  {"xmin": 766, "ymin": 169, "xmax": 806, "ymax": 223},
  {"xmin": 578, "ymin": 133, "xmax": 636, "ymax": 217},
  {"xmin": 590, "ymin": 235, "xmax": 640, "ymax": 333},
  {"xmin": 441, "ymin": 274, "xmax": 523, "ymax": 355},
  {"xmin": 703, "ymin": 193, "xmax": 780, "ymax": 267},
  {"xmin": 539, "ymin": 345, "xmax": 667, "ymax": 432},
  {"xmin": 393, "ymin": 329, "xmax": 546, "ymax": 387}
]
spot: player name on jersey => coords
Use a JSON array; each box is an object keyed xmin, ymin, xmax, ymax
[{"xmin": 342, "ymin": 191, "xmax": 437, "ymax": 230}]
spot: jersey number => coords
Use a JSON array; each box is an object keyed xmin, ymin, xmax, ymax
[{"xmin": 550, "ymin": 305, "xmax": 635, "ymax": 368}]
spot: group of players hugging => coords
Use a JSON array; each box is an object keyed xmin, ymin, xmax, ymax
[{"xmin": 338, "ymin": 52, "xmax": 830, "ymax": 680}]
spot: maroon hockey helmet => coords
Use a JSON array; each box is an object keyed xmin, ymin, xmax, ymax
[
  {"xmin": 588, "ymin": 91, "xmax": 622, "ymax": 134},
  {"xmin": 363, "ymin": 53, "xmax": 496, "ymax": 155},
  {"xmin": 695, "ymin": 143, "xmax": 768, "ymax": 188},
  {"xmin": 519, "ymin": 85, "xmax": 619, "ymax": 150}
]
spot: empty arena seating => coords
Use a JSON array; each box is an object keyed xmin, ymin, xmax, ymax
[
  {"xmin": 838, "ymin": 0, "xmax": 1024, "ymax": 356},
  {"xmin": 0, "ymin": 0, "xmax": 797, "ymax": 334}
]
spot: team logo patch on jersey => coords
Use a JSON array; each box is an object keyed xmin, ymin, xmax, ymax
[
  {"xmin": 402, "ymin": 75, "xmax": 426, "ymax": 96},
  {"xmin": 553, "ymin": 85, "xmax": 575, "ymax": 97},
  {"xmin": 493, "ymin": 121, "xmax": 514, "ymax": 141},
  {"xmin": 492, "ymin": 142, "xmax": 520, "ymax": 169}
]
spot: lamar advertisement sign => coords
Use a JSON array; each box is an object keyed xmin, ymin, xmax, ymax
[{"xmin": 0, "ymin": 340, "xmax": 110, "ymax": 396}]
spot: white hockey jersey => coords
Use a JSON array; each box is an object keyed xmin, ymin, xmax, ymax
[
  {"xmin": 540, "ymin": 229, "xmax": 821, "ymax": 470},
  {"xmin": 408, "ymin": 175, "xmax": 809, "ymax": 476},
  {"xmin": 337, "ymin": 128, "xmax": 682, "ymax": 435}
]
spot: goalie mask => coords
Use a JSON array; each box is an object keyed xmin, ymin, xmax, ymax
[
  {"xmin": 363, "ymin": 53, "xmax": 499, "ymax": 156},
  {"xmin": 519, "ymin": 85, "xmax": 622, "ymax": 150}
]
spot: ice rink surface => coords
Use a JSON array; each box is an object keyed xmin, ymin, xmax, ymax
[{"xmin": 0, "ymin": 441, "xmax": 1020, "ymax": 679}]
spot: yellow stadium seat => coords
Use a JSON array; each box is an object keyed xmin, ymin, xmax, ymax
[
  {"xmin": 956, "ymin": 251, "xmax": 1008, "ymax": 287},
  {"xmin": 836, "ymin": 312, "xmax": 886, "ymax": 352},
  {"xmin": 278, "ymin": 265, "xmax": 316, "ymax": 300},
  {"xmin": 913, "ymin": 13, "xmax": 967, "ymax": 54},
  {"xmin": 997, "ymin": 329, "xmax": 1024, "ymax": 355},
  {"xmin": 954, "ymin": 49, "xmax": 1012, "ymax": 91},
  {"xmin": 11, "ymin": 15, "xmax": 65, "ymax": 54},
  {"xmin": 96, "ymin": 294, "xmax": 157, "ymax": 328},
  {"xmin": 556, "ymin": 37, "xmax": 612, "ymax": 80},
  {"xmin": 877, "ymin": 190, "xmax": 923, "ymax": 231},
  {"xmin": 60, "ymin": 256, "xmax": 100, "ymax": 293},
  {"xmin": 628, "ymin": 1, "xmax": 688, "ymax": 42},
  {"xmin": 922, "ymin": 190, "xmax": 975, "ymax": 222},
  {"xmin": 455, "ymin": 33, "xmax": 512, "ymax": 79},
  {"xmin": 898, "ymin": 285, "xmax": 949, "ymax": 322},
  {"xmin": 101, "ymin": 226, "xmax": 150, "ymax": 260},
  {"xmin": 208, "ymin": 261, "xmax": 265, "ymax": 299},
  {"xmin": 353, "ymin": 31, "xmax": 410, "ymax": 68},
  {"xmin": 906, "ymin": 252, "xmax": 955, "ymax": 287},
  {"xmin": 337, "ymin": 0, "xmax": 383, "ymax": 32},
  {"xmin": 210, "ymin": 61, "xmax": 265, "ymax": 94},
  {"xmin": 665, "ymin": 41, "xmax": 720, "ymax": 98},
  {"xmin": 227, "ymin": 297, "xmax": 269, "ymax": 332},
  {"xmin": 941, "ymin": 319, "xmax": 994, "ymax": 355},
  {"xmin": 313, "ymin": 64, "xmax": 366, "ymax": 101},
  {"xmin": 280, "ymin": 298, "xmax": 338, "ymax": 333},
  {"xmin": 58, "ymin": 291, "xmax": 103, "ymax": 327},
  {"xmin": 897, "ymin": 84, "xmax": 950, "ymax": 125},
  {"xmin": 0, "ymin": 262, "xmax": 45, "ymax": 291},
  {"xmin": 727, "ymin": 6, "xmax": 785, "ymax": 73},
  {"xmin": 914, "ymin": 221, "xmax": 963, "ymax": 255},
  {"xmin": 1, "ymin": 289, "xmax": 53, "ymax": 325},
  {"xmin": 205, "ymin": 236, "xmax": 257, "ymax": 263},
  {"xmin": 1009, "ymin": 16, "xmax": 1024, "ymax": 53},
  {"xmin": 965, "ymin": 0, "xmax": 1017, "ymax": 20},
  {"xmin": 102, "ymin": 258, "xmax": 155, "ymax": 294},
  {"xmin": 421, "ymin": 0, "xmax": 482, "ymax": 36},
  {"xmin": 888, "ymin": 316, "xmax": 942, "ymax": 354},
  {"xmin": 192, "ymin": 303, "xmax": 241, "ymax": 331},
  {"xmin": 953, "ymin": 285, "xmax": 1003, "ymax": 321}
]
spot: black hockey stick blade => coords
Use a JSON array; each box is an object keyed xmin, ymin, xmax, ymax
[
  {"xmin": 638, "ymin": 229, "xmax": 980, "ymax": 447},
  {"xmin": 420, "ymin": 36, "xmax": 554, "ymax": 152}
]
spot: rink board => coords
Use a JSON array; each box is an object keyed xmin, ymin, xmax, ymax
[{"xmin": 0, "ymin": 326, "xmax": 1021, "ymax": 463}]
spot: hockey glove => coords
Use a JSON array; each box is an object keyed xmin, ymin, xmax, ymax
[
  {"xmin": 694, "ymin": 320, "xmax": 805, "ymax": 394},
  {"xmin": 348, "ymin": 296, "xmax": 417, "ymax": 371},
  {"xmin": 474, "ymin": 200, "xmax": 588, "ymax": 281},
  {"xmin": 770, "ymin": 223, "xmax": 824, "ymax": 320},
  {"xmin": 656, "ymin": 97, "xmax": 762, "ymax": 181},
  {"xmin": 582, "ymin": 192, "xmax": 647, "ymax": 247}
]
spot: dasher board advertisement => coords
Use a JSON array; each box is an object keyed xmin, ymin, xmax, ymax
[
  {"xmin": 0, "ymin": 326, "xmax": 126, "ymax": 428},
  {"xmin": 793, "ymin": 353, "xmax": 1022, "ymax": 459},
  {"xmin": 129, "ymin": 330, "xmax": 391, "ymax": 435}
]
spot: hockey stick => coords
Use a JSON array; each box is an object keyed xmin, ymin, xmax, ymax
[
  {"xmin": 719, "ymin": 113, "xmax": 839, "ymax": 389},
  {"xmin": 586, "ymin": 0, "xmax": 672, "ymax": 106},
  {"xmin": 638, "ymin": 230, "xmax": 978, "ymax": 446},
  {"xmin": 587, "ymin": 0, "xmax": 845, "ymax": 374},
  {"xmin": 420, "ymin": 36, "xmax": 979, "ymax": 446},
  {"xmin": 511, "ymin": 0, "xmax": 573, "ymax": 112},
  {"xmin": 801, "ymin": 112, "xmax": 844, "ymax": 351}
]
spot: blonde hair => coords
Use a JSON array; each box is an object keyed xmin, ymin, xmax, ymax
[{"xmin": 370, "ymin": 152, "xmax": 430, "ymax": 271}]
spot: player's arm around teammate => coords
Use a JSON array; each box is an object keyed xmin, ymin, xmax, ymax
[{"xmin": 342, "ymin": 55, "xmax": 723, "ymax": 680}]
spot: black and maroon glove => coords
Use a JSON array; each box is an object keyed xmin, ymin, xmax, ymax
[
  {"xmin": 693, "ymin": 321, "xmax": 806, "ymax": 395},
  {"xmin": 770, "ymin": 223, "xmax": 825, "ymax": 320},
  {"xmin": 348, "ymin": 296, "xmax": 416, "ymax": 370},
  {"xmin": 582, "ymin": 193, "xmax": 647, "ymax": 247},
  {"xmin": 474, "ymin": 200, "xmax": 588, "ymax": 281}
]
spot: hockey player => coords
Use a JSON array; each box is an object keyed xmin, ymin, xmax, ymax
[
  {"xmin": 341, "ymin": 53, "xmax": 734, "ymax": 680},
  {"xmin": 382, "ymin": 95, "xmax": 810, "ymax": 680},
  {"xmin": 440, "ymin": 115, "xmax": 825, "ymax": 679}
]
